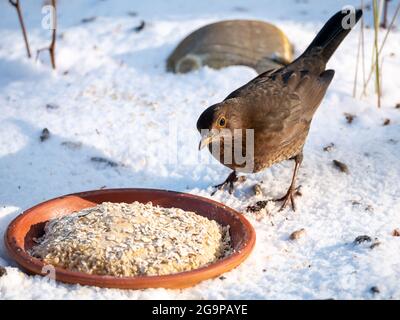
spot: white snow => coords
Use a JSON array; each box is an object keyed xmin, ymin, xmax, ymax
[{"xmin": 0, "ymin": 0, "xmax": 399, "ymax": 299}]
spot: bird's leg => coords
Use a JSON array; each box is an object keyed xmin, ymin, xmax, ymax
[
  {"xmin": 211, "ymin": 171, "xmax": 244, "ymax": 195},
  {"xmin": 275, "ymin": 152, "xmax": 303, "ymax": 211}
]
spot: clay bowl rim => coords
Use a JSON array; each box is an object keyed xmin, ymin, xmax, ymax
[{"xmin": 5, "ymin": 188, "xmax": 256, "ymax": 289}]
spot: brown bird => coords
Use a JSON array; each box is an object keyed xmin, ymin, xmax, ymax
[{"xmin": 197, "ymin": 9, "xmax": 362, "ymax": 211}]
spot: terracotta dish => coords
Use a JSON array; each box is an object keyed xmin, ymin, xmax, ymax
[{"xmin": 5, "ymin": 188, "xmax": 256, "ymax": 289}]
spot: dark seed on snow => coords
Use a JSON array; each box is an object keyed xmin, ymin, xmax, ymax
[
  {"xmin": 246, "ymin": 200, "xmax": 268, "ymax": 213},
  {"xmin": 0, "ymin": 266, "xmax": 6, "ymax": 277},
  {"xmin": 323, "ymin": 143, "xmax": 335, "ymax": 152},
  {"xmin": 133, "ymin": 20, "xmax": 145, "ymax": 32},
  {"xmin": 219, "ymin": 276, "xmax": 226, "ymax": 280},
  {"xmin": 392, "ymin": 229, "xmax": 400, "ymax": 237},
  {"xmin": 383, "ymin": 118, "xmax": 391, "ymax": 126},
  {"xmin": 232, "ymin": 6, "xmax": 249, "ymax": 12},
  {"xmin": 253, "ymin": 184, "xmax": 262, "ymax": 196},
  {"xmin": 354, "ymin": 235, "xmax": 372, "ymax": 244},
  {"xmin": 370, "ymin": 241, "xmax": 381, "ymax": 249},
  {"xmin": 40, "ymin": 128, "xmax": 50, "ymax": 142},
  {"xmin": 61, "ymin": 141, "xmax": 82, "ymax": 150},
  {"xmin": 295, "ymin": 185, "xmax": 303, "ymax": 197},
  {"xmin": 90, "ymin": 157, "xmax": 119, "ymax": 167},
  {"xmin": 344, "ymin": 113, "xmax": 356, "ymax": 124},
  {"xmin": 370, "ymin": 286, "xmax": 380, "ymax": 294},
  {"xmin": 46, "ymin": 103, "xmax": 59, "ymax": 110},
  {"xmin": 81, "ymin": 16, "xmax": 97, "ymax": 24},
  {"xmin": 365, "ymin": 205, "xmax": 374, "ymax": 212},
  {"xmin": 289, "ymin": 228, "xmax": 306, "ymax": 240},
  {"xmin": 332, "ymin": 160, "xmax": 349, "ymax": 174}
]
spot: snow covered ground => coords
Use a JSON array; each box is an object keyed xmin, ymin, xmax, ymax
[{"xmin": 0, "ymin": 0, "xmax": 399, "ymax": 299}]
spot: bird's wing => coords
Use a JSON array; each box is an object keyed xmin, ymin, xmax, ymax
[
  {"xmin": 223, "ymin": 67, "xmax": 280, "ymax": 101},
  {"xmin": 282, "ymin": 68, "xmax": 335, "ymax": 119},
  {"xmin": 229, "ymin": 68, "xmax": 334, "ymax": 152},
  {"xmin": 265, "ymin": 69, "xmax": 335, "ymax": 151},
  {"xmin": 241, "ymin": 68, "xmax": 334, "ymax": 126}
]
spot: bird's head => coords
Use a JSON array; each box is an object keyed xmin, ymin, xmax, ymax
[{"xmin": 196, "ymin": 98, "xmax": 244, "ymax": 150}]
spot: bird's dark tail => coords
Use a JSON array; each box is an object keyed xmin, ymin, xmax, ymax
[{"xmin": 299, "ymin": 9, "xmax": 362, "ymax": 65}]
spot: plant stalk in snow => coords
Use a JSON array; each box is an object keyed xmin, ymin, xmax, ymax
[
  {"xmin": 36, "ymin": 0, "xmax": 57, "ymax": 69},
  {"xmin": 372, "ymin": 0, "xmax": 382, "ymax": 108},
  {"xmin": 9, "ymin": 0, "xmax": 31, "ymax": 58},
  {"xmin": 362, "ymin": 1, "xmax": 400, "ymax": 100}
]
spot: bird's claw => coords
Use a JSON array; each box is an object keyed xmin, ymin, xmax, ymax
[
  {"xmin": 211, "ymin": 181, "xmax": 235, "ymax": 196},
  {"xmin": 211, "ymin": 172, "xmax": 245, "ymax": 196},
  {"xmin": 274, "ymin": 185, "xmax": 302, "ymax": 212},
  {"xmin": 277, "ymin": 192, "xmax": 296, "ymax": 211}
]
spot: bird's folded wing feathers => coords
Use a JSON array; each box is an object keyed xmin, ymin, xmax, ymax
[
  {"xmin": 238, "ymin": 69, "xmax": 335, "ymax": 132},
  {"xmin": 223, "ymin": 68, "xmax": 279, "ymax": 100}
]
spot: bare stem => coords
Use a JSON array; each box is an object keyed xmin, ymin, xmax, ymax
[
  {"xmin": 362, "ymin": 1, "xmax": 400, "ymax": 97},
  {"xmin": 36, "ymin": 0, "xmax": 57, "ymax": 69},
  {"xmin": 9, "ymin": 0, "xmax": 31, "ymax": 58},
  {"xmin": 381, "ymin": 0, "xmax": 390, "ymax": 28},
  {"xmin": 361, "ymin": 0, "xmax": 366, "ymax": 87},
  {"xmin": 49, "ymin": 0, "xmax": 57, "ymax": 70},
  {"xmin": 373, "ymin": 0, "xmax": 381, "ymax": 107},
  {"xmin": 353, "ymin": 21, "xmax": 362, "ymax": 97}
]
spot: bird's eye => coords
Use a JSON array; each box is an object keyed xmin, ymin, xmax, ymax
[{"xmin": 218, "ymin": 116, "xmax": 226, "ymax": 127}]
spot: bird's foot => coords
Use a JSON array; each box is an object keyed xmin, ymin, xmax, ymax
[
  {"xmin": 247, "ymin": 186, "xmax": 302, "ymax": 213},
  {"xmin": 211, "ymin": 172, "xmax": 246, "ymax": 196},
  {"xmin": 274, "ymin": 185, "xmax": 302, "ymax": 212}
]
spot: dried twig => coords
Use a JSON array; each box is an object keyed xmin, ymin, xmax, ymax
[
  {"xmin": 36, "ymin": 0, "xmax": 57, "ymax": 69},
  {"xmin": 381, "ymin": 0, "xmax": 391, "ymax": 28},
  {"xmin": 373, "ymin": 0, "xmax": 382, "ymax": 108},
  {"xmin": 9, "ymin": 0, "xmax": 31, "ymax": 58},
  {"xmin": 354, "ymin": 0, "xmax": 367, "ymax": 96},
  {"xmin": 353, "ymin": 18, "xmax": 362, "ymax": 98},
  {"xmin": 362, "ymin": 2, "xmax": 400, "ymax": 99},
  {"xmin": 361, "ymin": 0, "xmax": 366, "ymax": 88}
]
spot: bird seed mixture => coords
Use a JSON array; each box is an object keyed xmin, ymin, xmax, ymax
[{"xmin": 30, "ymin": 202, "xmax": 232, "ymax": 277}]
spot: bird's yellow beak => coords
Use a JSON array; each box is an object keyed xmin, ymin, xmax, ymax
[{"xmin": 198, "ymin": 131, "xmax": 219, "ymax": 150}]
